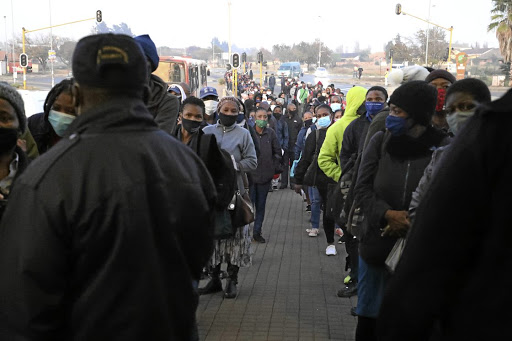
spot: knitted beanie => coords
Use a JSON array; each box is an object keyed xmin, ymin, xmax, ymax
[
  {"xmin": 134, "ymin": 34, "xmax": 159, "ymax": 72},
  {"xmin": 216, "ymin": 96, "xmax": 241, "ymax": 113},
  {"xmin": 0, "ymin": 82, "xmax": 26, "ymax": 133},
  {"xmin": 389, "ymin": 80, "xmax": 437, "ymax": 127},
  {"xmin": 425, "ymin": 69, "xmax": 456, "ymax": 85}
]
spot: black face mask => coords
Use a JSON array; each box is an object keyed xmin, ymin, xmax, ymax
[
  {"xmin": 289, "ymin": 110, "xmax": 298, "ymax": 117},
  {"xmin": 181, "ymin": 118, "xmax": 202, "ymax": 134},
  {"xmin": 0, "ymin": 128, "xmax": 18, "ymax": 155},
  {"xmin": 304, "ymin": 119, "xmax": 313, "ymax": 128},
  {"xmin": 274, "ymin": 112, "xmax": 282, "ymax": 120},
  {"xmin": 219, "ymin": 113, "xmax": 237, "ymax": 127}
]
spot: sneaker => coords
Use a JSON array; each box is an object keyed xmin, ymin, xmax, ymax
[
  {"xmin": 338, "ymin": 236, "xmax": 344, "ymax": 244},
  {"xmin": 308, "ymin": 228, "xmax": 319, "ymax": 237},
  {"xmin": 326, "ymin": 245, "xmax": 337, "ymax": 256},
  {"xmin": 335, "ymin": 227, "xmax": 344, "ymax": 237},
  {"xmin": 350, "ymin": 307, "xmax": 357, "ymax": 316},
  {"xmin": 253, "ymin": 234, "xmax": 266, "ymax": 243},
  {"xmin": 305, "ymin": 204, "xmax": 311, "ymax": 212}
]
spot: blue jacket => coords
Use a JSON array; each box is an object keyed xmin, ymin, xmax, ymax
[{"xmin": 295, "ymin": 124, "xmax": 317, "ymax": 159}]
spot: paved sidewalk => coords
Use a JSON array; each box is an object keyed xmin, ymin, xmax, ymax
[{"xmin": 197, "ymin": 188, "xmax": 357, "ymax": 341}]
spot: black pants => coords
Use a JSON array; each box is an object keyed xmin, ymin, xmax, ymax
[
  {"xmin": 345, "ymin": 232, "xmax": 359, "ymax": 280},
  {"xmin": 280, "ymin": 150, "xmax": 294, "ymax": 187},
  {"xmin": 356, "ymin": 316, "xmax": 376, "ymax": 341},
  {"xmin": 317, "ymin": 185, "xmax": 335, "ymax": 244}
]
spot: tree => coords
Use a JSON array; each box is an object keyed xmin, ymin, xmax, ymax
[
  {"xmin": 488, "ymin": 0, "xmax": 512, "ymax": 83},
  {"xmin": 56, "ymin": 39, "xmax": 76, "ymax": 66},
  {"xmin": 91, "ymin": 22, "xmax": 135, "ymax": 36},
  {"xmin": 24, "ymin": 33, "xmax": 51, "ymax": 71},
  {"xmin": 415, "ymin": 27, "xmax": 449, "ymax": 66}
]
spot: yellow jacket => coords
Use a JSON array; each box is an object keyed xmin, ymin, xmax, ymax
[{"xmin": 318, "ymin": 86, "xmax": 367, "ymax": 181}]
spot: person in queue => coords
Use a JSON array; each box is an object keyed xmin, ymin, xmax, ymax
[
  {"xmin": 294, "ymin": 104, "xmax": 337, "ymax": 254},
  {"xmin": 336, "ymin": 86, "xmax": 389, "ymax": 300},
  {"xmin": 250, "ymin": 107, "xmax": 281, "ymax": 243},
  {"xmin": 408, "ymin": 78, "xmax": 491, "ymax": 222},
  {"xmin": 28, "ymin": 79, "xmax": 76, "ymax": 154},
  {"xmin": 200, "ymin": 86, "xmax": 219, "ymax": 125},
  {"xmin": 0, "ymin": 34, "xmax": 217, "ymax": 340},
  {"xmin": 135, "ymin": 34, "xmax": 180, "ymax": 135},
  {"xmin": 280, "ymin": 103, "xmax": 302, "ymax": 189},
  {"xmin": 0, "ymin": 83, "xmax": 30, "ymax": 208},
  {"xmin": 353, "ymin": 81, "xmax": 446, "ymax": 340},
  {"xmin": 425, "ymin": 69, "xmax": 456, "ymax": 131},
  {"xmin": 201, "ymin": 96, "xmax": 257, "ymax": 299}
]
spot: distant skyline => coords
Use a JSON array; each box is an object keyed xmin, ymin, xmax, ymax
[{"xmin": 3, "ymin": 0, "xmax": 499, "ymax": 53}]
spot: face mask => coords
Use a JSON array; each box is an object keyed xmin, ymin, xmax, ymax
[
  {"xmin": 248, "ymin": 117, "xmax": 255, "ymax": 127},
  {"xmin": 330, "ymin": 103, "xmax": 342, "ymax": 112},
  {"xmin": 312, "ymin": 117, "xmax": 317, "ymax": 123},
  {"xmin": 181, "ymin": 118, "xmax": 202, "ymax": 134},
  {"xmin": 289, "ymin": 110, "xmax": 297, "ymax": 116},
  {"xmin": 446, "ymin": 111, "xmax": 474, "ymax": 135},
  {"xmin": 0, "ymin": 127, "xmax": 19, "ymax": 155},
  {"xmin": 304, "ymin": 119, "xmax": 313, "ymax": 128},
  {"xmin": 204, "ymin": 100, "xmax": 218, "ymax": 116},
  {"xmin": 436, "ymin": 88, "xmax": 447, "ymax": 112},
  {"xmin": 266, "ymin": 91, "xmax": 271, "ymax": 95},
  {"xmin": 255, "ymin": 119, "xmax": 267, "ymax": 128},
  {"xmin": 365, "ymin": 102, "xmax": 385, "ymax": 116},
  {"xmin": 317, "ymin": 116, "xmax": 331, "ymax": 129},
  {"xmin": 385, "ymin": 115, "xmax": 407, "ymax": 136},
  {"xmin": 219, "ymin": 113, "xmax": 237, "ymax": 127},
  {"xmin": 48, "ymin": 109, "xmax": 76, "ymax": 137},
  {"xmin": 236, "ymin": 113, "xmax": 245, "ymax": 124},
  {"xmin": 270, "ymin": 105, "xmax": 276, "ymax": 112},
  {"xmin": 322, "ymin": 93, "xmax": 327, "ymax": 97},
  {"xmin": 274, "ymin": 112, "xmax": 282, "ymax": 120}
]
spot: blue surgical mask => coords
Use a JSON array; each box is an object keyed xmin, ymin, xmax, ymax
[
  {"xmin": 48, "ymin": 109, "xmax": 76, "ymax": 137},
  {"xmin": 446, "ymin": 111, "xmax": 474, "ymax": 135},
  {"xmin": 365, "ymin": 102, "xmax": 385, "ymax": 116},
  {"xmin": 317, "ymin": 115, "xmax": 331, "ymax": 129},
  {"xmin": 330, "ymin": 103, "xmax": 342, "ymax": 112},
  {"xmin": 385, "ymin": 115, "xmax": 407, "ymax": 136},
  {"xmin": 236, "ymin": 112, "xmax": 245, "ymax": 123}
]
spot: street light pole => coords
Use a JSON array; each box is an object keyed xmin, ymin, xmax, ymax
[
  {"xmin": 11, "ymin": 0, "xmax": 15, "ymax": 84},
  {"xmin": 425, "ymin": 0, "xmax": 432, "ymax": 66},
  {"xmin": 49, "ymin": 0, "xmax": 54, "ymax": 88},
  {"xmin": 228, "ymin": 1, "xmax": 231, "ymax": 59}
]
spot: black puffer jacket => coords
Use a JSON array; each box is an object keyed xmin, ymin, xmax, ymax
[
  {"xmin": 354, "ymin": 128, "xmax": 446, "ymax": 265},
  {"xmin": 251, "ymin": 127, "xmax": 281, "ymax": 184},
  {"xmin": 0, "ymin": 97, "xmax": 216, "ymax": 341}
]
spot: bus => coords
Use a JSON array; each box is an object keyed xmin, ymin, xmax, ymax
[{"xmin": 153, "ymin": 56, "xmax": 208, "ymax": 96}]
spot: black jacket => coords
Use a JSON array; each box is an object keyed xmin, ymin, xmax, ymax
[
  {"xmin": 354, "ymin": 128, "xmax": 445, "ymax": 265},
  {"xmin": 27, "ymin": 112, "xmax": 60, "ymax": 154},
  {"xmin": 269, "ymin": 76, "xmax": 276, "ymax": 88},
  {"xmin": 147, "ymin": 74, "xmax": 180, "ymax": 134},
  {"xmin": 340, "ymin": 114, "xmax": 371, "ymax": 170},
  {"xmin": 378, "ymin": 91, "xmax": 512, "ymax": 340},
  {"xmin": 0, "ymin": 98, "xmax": 216, "ymax": 341},
  {"xmin": 283, "ymin": 113, "xmax": 302, "ymax": 152},
  {"xmin": 294, "ymin": 128, "xmax": 335, "ymax": 189},
  {"xmin": 251, "ymin": 127, "xmax": 281, "ymax": 184}
]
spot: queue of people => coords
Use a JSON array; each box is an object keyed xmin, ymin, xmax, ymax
[{"xmin": 0, "ymin": 31, "xmax": 509, "ymax": 341}]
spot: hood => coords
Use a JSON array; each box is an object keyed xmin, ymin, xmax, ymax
[
  {"xmin": 147, "ymin": 75, "xmax": 169, "ymax": 110},
  {"xmin": 343, "ymin": 86, "xmax": 367, "ymax": 121},
  {"xmin": 172, "ymin": 84, "xmax": 187, "ymax": 103}
]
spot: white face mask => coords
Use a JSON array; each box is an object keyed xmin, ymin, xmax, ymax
[
  {"xmin": 266, "ymin": 91, "xmax": 271, "ymax": 95},
  {"xmin": 203, "ymin": 100, "xmax": 218, "ymax": 116},
  {"xmin": 270, "ymin": 105, "xmax": 276, "ymax": 111}
]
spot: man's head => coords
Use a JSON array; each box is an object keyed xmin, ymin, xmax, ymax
[
  {"xmin": 365, "ymin": 86, "xmax": 388, "ymax": 117},
  {"xmin": 425, "ymin": 69, "xmax": 456, "ymax": 90},
  {"xmin": 180, "ymin": 97, "xmax": 205, "ymax": 134},
  {"xmin": 134, "ymin": 34, "xmax": 159, "ymax": 74},
  {"xmin": 287, "ymin": 103, "xmax": 297, "ymax": 116},
  {"xmin": 426, "ymin": 69, "xmax": 456, "ymax": 129},
  {"xmin": 200, "ymin": 87, "xmax": 218, "ymax": 101},
  {"xmin": 254, "ymin": 107, "xmax": 269, "ymax": 129},
  {"xmin": 72, "ymin": 34, "xmax": 148, "ymax": 116},
  {"xmin": 445, "ymin": 78, "xmax": 491, "ymax": 134}
]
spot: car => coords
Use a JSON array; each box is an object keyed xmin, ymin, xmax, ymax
[
  {"xmin": 314, "ymin": 67, "xmax": 328, "ymax": 78},
  {"xmin": 277, "ymin": 62, "xmax": 302, "ymax": 78}
]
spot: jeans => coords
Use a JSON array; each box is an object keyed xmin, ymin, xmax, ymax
[
  {"xmin": 355, "ymin": 256, "xmax": 390, "ymax": 318},
  {"xmin": 249, "ymin": 181, "xmax": 272, "ymax": 236},
  {"xmin": 308, "ymin": 186, "xmax": 322, "ymax": 229}
]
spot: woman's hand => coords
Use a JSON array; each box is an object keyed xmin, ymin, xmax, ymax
[{"xmin": 383, "ymin": 210, "xmax": 410, "ymax": 237}]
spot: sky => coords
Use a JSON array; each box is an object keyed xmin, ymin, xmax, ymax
[{"xmin": 2, "ymin": 0, "xmax": 499, "ymax": 54}]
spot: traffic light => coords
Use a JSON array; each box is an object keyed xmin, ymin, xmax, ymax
[
  {"xmin": 241, "ymin": 52, "xmax": 247, "ymax": 63},
  {"xmin": 96, "ymin": 10, "xmax": 102, "ymax": 23},
  {"xmin": 262, "ymin": 61, "xmax": 267, "ymax": 67},
  {"xmin": 395, "ymin": 4, "xmax": 402, "ymax": 15},
  {"xmin": 232, "ymin": 53, "xmax": 240, "ymax": 68},
  {"xmin": 19, "ymin": 53, "xmax": 28, "ymax": 68},
  {"xmin": 389, "ymin": 49, "xmax": 394, "ymax": 59},
  {"xmin": 257, "ymin": 51, "xmax": 263, "ymax": 63}
]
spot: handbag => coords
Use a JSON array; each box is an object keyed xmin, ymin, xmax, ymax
[
  {"xmin": 228, "ymin": 189, "xmax": 255, "ymax": 228},
  {"xmin": 303, "ymin": 130, "xmax": 321, "ymax": 186},
  {"xmin": 290, "ymin": 152, "xmax": 301, "ymax": 178},
  {"xmin": 385, "ymin": 237, "xmax": 406, "ymax": 273}
]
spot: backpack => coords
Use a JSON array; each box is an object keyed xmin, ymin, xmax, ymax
[{"xmin": 199, "ymin": 134, "xmax": 237, "ymax": 210}]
